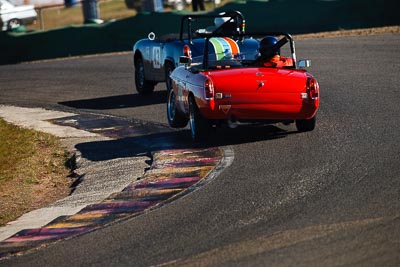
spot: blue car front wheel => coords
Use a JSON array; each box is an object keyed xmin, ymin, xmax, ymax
[{"xmin": 135, "ymin": 57, "xmax": 155, "ymax": 95}]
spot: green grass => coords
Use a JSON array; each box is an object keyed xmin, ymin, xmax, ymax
[
  {"xmin": 0, "ymin": 119, "xmax": 37, "ymax": 183},
  {"xmin": 0, "ymin": 118, "xmax": 72, "ymax": 226},
  {"xmin": 28, "ymin": 0, "xmax": 137, "ymax": 31},
  {"xmin": 27, "ymin": 0, "xmax": 231, "ymax": 31}
]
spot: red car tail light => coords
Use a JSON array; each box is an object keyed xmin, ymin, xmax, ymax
[
  {"xmin": 205, "ymin": 79, "xmax": 214, "ymax": 99},
  {"xmin": 306, "ymin": 76, "xmax": 319, "ymax": 100},
  {"xmin": 183, "ymin": 45, "xmax": 192, "ymax": 58}
]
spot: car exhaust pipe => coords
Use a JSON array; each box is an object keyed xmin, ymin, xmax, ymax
[{"xmin": 227, "ymin": 116, "xmax": 238, "ymax": 128}]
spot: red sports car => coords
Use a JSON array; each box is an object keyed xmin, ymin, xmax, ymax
[{"xmin": 167, "ymin": 32, "xmax": 320, "ymax": 141}]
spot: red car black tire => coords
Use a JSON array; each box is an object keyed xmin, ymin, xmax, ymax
[
  {"xmin": 296, "ymin": 116, "xmax": 316, "ymax": 132},
  {"xmin": 167, "ymin": 90, "xmax": 188, "ymax": 128},
  {"xmin": 189, "ymin": 95, "xmax": 210, "ymax": 141}
]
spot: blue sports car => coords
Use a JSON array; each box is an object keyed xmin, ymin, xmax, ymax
[{"xmin": 132, "ymin": 11, "xmax": 260, "ymax": 95}]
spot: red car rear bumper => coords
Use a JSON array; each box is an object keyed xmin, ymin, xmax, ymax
[{"xmin": 199, "ymin": 98, "xmax": 319, "ymax": 121}]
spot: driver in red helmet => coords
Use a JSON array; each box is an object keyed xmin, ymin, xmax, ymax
[{"xmin": 256, "ymin": 36, "xmax": 293, "ymax": 68}]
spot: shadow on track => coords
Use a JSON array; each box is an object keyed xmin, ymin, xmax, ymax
[
  {"xmin": 75, "ymin": 124, "xmax": 297, "ymax": 162},
  {"xmin": 58, "ymin": 91, "xmax": 167, "ymax": 110}
]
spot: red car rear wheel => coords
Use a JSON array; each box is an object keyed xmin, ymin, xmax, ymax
[
  {"xmin": 189, "ymin": 96, "xmax": 210, "ymax": 141},
  {"xmin": 167, "ymin": 90, "xmax": 188, "ymax": 128},
  {"xmin": 296, "ymin": 116, "xmax": 316, "ymax": 132}
]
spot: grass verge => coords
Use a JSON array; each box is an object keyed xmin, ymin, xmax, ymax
[
  {"xmin": 27, "ymin": 0, "xmax": 229, "ymax": 31},
  {"xmin": 0, "ymin": 118, "xmax": 73, "ymax": 226},
  {"xmin": 28, "ymin": 0, "xmax": 137, "ymax": 31}
]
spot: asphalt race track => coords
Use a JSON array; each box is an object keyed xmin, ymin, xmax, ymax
[{"xmin": 0, "ymin": 34, "xmax": 399, "ymax": 266}]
